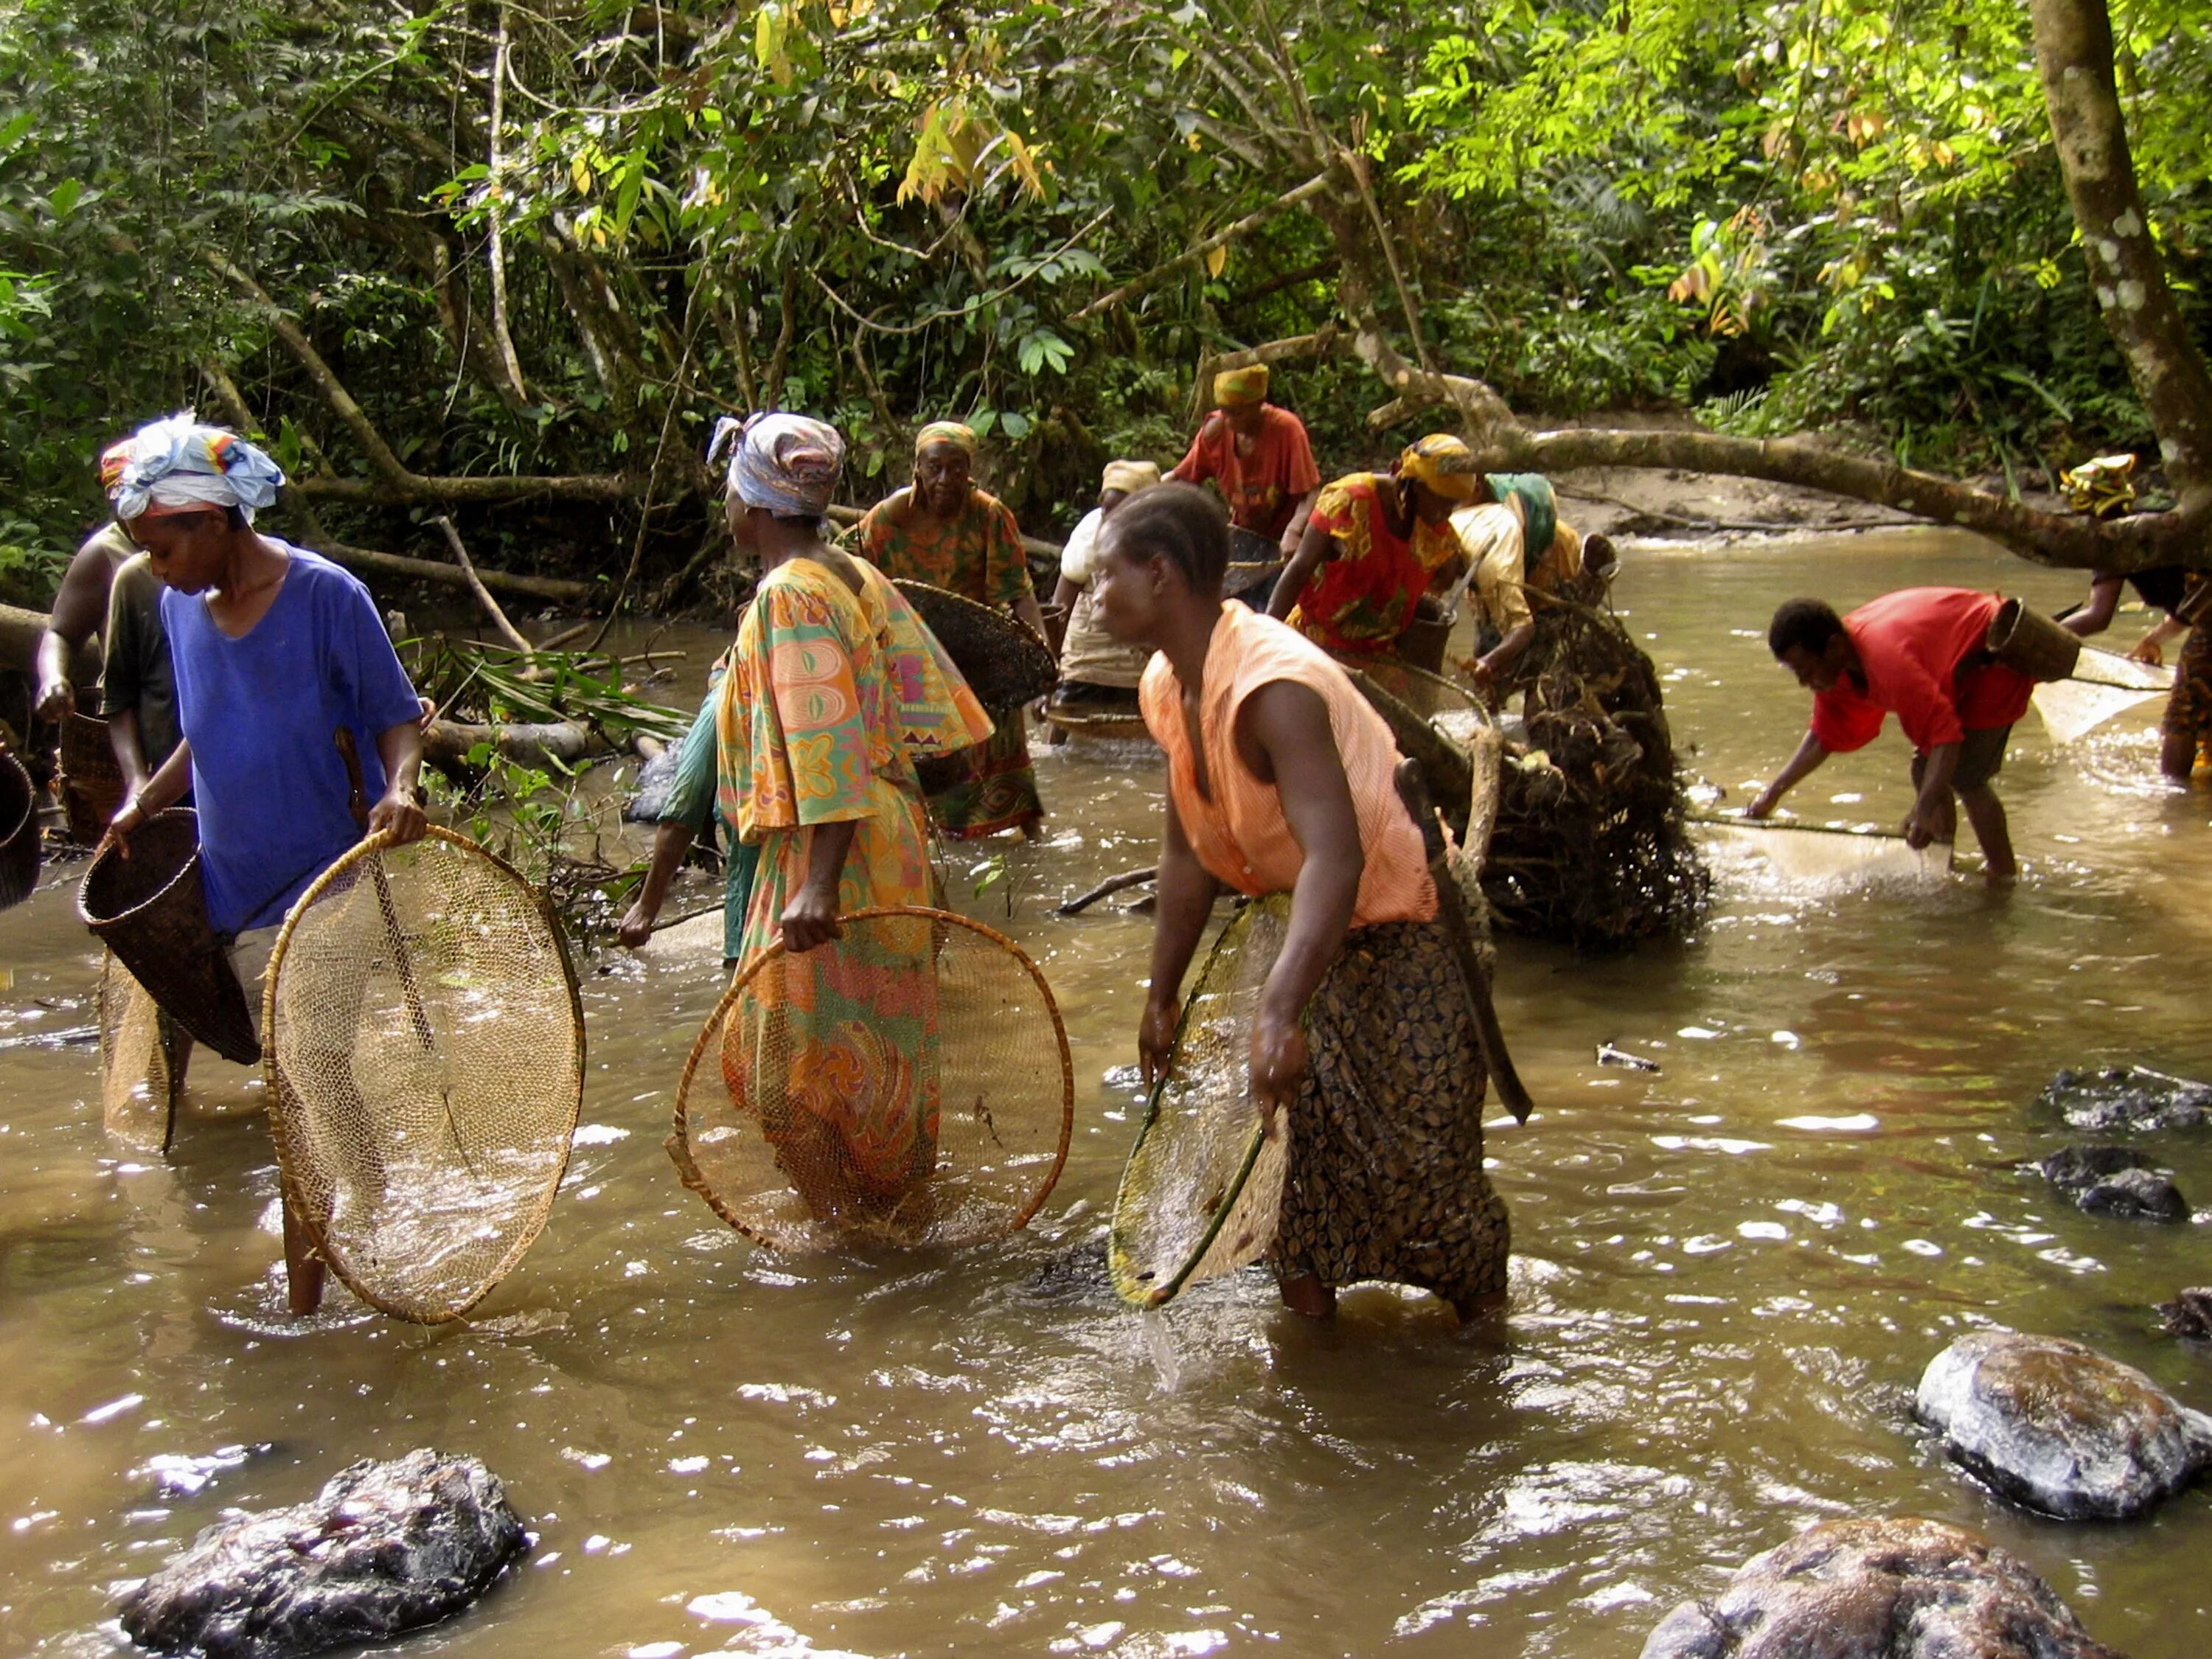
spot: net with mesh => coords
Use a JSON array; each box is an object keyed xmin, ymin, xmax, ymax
[
  {"xmin": 2032, "ymin": 678, "xmax": 2166, "ymax": 745},
  {"xmin": 1109, "ymin": 894, "xmax": 1292, "ymax": 1308},
  {"xmin": 262, "ymin": 827, "xmax": 583, "ymax": 1324},
  {"xmin": 99, "ymin": 950, "xmax": 183, "ymax": 1155},
  {"xmin": 1696, "ymin": 817, "xmax": 1945, "ymax": 888},
  {"xmin": 669, "ymin": 905, "xmax": 1073, "ymax": 1250}
]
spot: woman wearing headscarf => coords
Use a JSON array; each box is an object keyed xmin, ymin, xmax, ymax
[
  {"xmin": 709, "ymin": 412, "xmax": 993, "ymax": 1227},
  {"xmin": 1169, "ymin": 364, "xmax": 1322, "ymax": 558},
  {"xmin": 1269, "ymin": 434, "xmax": 1477, "ymax": 659},
  {"xmin": 96, "ymin": 412, "xmax": 428, "ymax": 1316},
  {"xmin": 1094, "ymin": 483, "xmax": 1509, "ymax": 1321},
  {"xmin": 1048, "ymin": 459, "xmax": 1161, "ymax": 714},
  {"xmin": 858, "ymin": 422, "xmax": 1048, "ymax": 838}
]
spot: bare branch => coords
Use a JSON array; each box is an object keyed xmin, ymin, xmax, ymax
[{"xmin": 1071, "ymin": 170, "xmax": 1339, "ymax": 322}]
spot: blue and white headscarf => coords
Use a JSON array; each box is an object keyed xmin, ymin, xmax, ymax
[
  {"xmin": 707, "ymin": 411, "xmax": 844, "ymax": 518},
  {"xmin": 109, "ymin": 411, "xmax": 287, "ymax": 524}
]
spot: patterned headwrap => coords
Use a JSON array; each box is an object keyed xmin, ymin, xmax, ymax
[
  {"xmin": 915, "ymin": 420, "xmax": 978, "ymax": 459},
  {"xmin": 1397, "ymin": 434, "xmax": 1479, "ymax": 503},
  {"xmin": 2060, "ymin": 453, "xmax": 2138, "ymax": 520},
  {"xmin": 110, "ymin": 411, "xmax": 287, "ymax": 524},
  {"xmin": 707, "ymin": 411, "xmax": 844, "ymax": 517},
  {"xmin": 1100, "ymin": 459, "xmax": 1162, "ymax": 497},
  {"xmin": 1212, "ymin": 364, "xmax": 1270, "ymax": 407}
]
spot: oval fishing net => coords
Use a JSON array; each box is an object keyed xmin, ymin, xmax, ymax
[
  {"xmin": 1110, "ymin": 894, "xmax": 1292, "ymax": 1308},
  {"xmin": 668, "ymin": 905, "xmax": 1073, "ymax": 1251},
  {"xmin": 100, "ymin": 950, "xmax": 182, "ymax": 1155},
  {"xmin": 891, "ymin": 580, "xmax": 1058, "ymax": 708},
  {"xmin": 262, "ymin": 827, "xmax": 583, "ymax": 1324}
]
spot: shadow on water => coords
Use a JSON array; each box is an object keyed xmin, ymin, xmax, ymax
[{"xmin": 2, "ymin": 531, "xmax": 2210, "ymax": 1656}]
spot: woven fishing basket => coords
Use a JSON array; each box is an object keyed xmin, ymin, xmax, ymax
[
  {"xmin": 0, "ymin": 748, "xmax": 39, "ymax": 910},
  {"xmin": 78, "ymin": 808, "xmax": 260, "ymax": 1064}
]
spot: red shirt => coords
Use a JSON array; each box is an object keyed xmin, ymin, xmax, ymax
[
  {"xmin": 1810, "ymin": 588, "xmax": 2035, "ymax": 754},
  {"xmin": 1169, "ymin": 405, "xmax": 1321, "ymax": 543}
]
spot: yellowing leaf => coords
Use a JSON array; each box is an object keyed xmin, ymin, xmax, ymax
[
  {"xmin": 1205, "ymin": 245, "xmax": 1228, "ymax": 279},
  {"xmin": 571, "ymin": 153, "xmax": 593, "ymax": 195}
]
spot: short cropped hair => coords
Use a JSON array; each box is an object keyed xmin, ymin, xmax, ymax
[
  {"xmin": 1768, "ymin": 597, "xmax": 1845, "ymax": 659},
  {"xmin": 1102, "ymin": 481, "xmax": 1229, "ymax": 597}
]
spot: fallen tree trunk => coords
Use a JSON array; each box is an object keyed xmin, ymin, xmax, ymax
[
  {"xmin": 1, "ymin": 602, "xmax": 100, "ymax": 684},
  {"xmin": 314, "ymin": 538, "xmax": 592, "ymax": 603},
  {"xmin": 422, "ymin": 718, "xmax": 613, "ymax": 771}
]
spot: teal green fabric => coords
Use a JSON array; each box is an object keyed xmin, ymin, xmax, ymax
[
  {"xmin": 1484, "ymin": 473, "xmax": 1558, "ymax": 571},
  {"xmin": 661, "ymin": 681, "xmax": 759, "ymax": 964}
]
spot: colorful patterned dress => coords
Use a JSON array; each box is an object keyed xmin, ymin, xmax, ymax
[
  {"xmin": 715, "ymin": 556, "xmax": 992, "ymax": 1223},
  {"xmin": 858, "ymin": 487, "xmax": 1045, "ymax": 837},
  {"xmin": 1291, "ymin": 474, "xmax": 1467, "ymax": 657}
]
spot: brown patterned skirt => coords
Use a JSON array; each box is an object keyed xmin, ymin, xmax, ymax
[{"xmin": 1270, "ymin": 916, "xmax": 1509, "ymax": 1301}]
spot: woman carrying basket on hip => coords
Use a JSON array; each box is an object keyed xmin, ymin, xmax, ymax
[
  {"xmin": 708, "ymin": 413, "xmax": 992, "ymax": 1228},
  {"xmin": 1093, "ymin": 482, "xmax": 1510, "ymax": 1323}
]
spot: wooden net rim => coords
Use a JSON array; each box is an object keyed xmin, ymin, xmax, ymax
[
  {"xmin": 667, "ymin": 903, "xmax": 1076, "ymax": 1247},
  {"xmin": 261, "ymin": 824, "xmax": 586, "ymax": 1324}
]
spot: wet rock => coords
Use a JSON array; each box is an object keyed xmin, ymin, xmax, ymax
[
  {"xmin": 1914, "ymin": 1331, "xmax": 2212, "ymax": 1519},
  {"xmin": 2157, "ymin": 1288, "xmax": 2212, "ymax": 1343},
  {"xmin": 1638, "ymin": 1515, "xmax": 2124, "ymax": 1659},
  {"xmin": 2034, "ymin": 1144, "xmax": 2155, "ymax": 1188},
  {"xmin": 2079, "ymin": 1167, "xmax": 2189, "ymax": 1221},
  {"xmin": 2039, "ymin": 1065, "xmax": 2212, "ymax": 1133},
  {"xmin": 118, "ymin": 1449, "xmax": 528, "ymax": 1659},
  {"xmin": 2029, "ymin": 1146, "xmax": 2188, "ymax": 1221}
]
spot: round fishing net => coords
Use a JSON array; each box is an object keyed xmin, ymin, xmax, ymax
[
  {"xmin": 262, "ymin": 827, "xmax": 583, "ymax": 1324},
  {"xmin": 1697, "ymin": 817, "xmax": 1944, "ymax": 888},
  {"xmin": 1110, "ymin": 894, "xmax": 1292, "ymax": 1308},
  {"xmin": 668, "ymin": 905, "xmax": 1074, "ymax": 1250},
  {"xmin": 99, "ymin": 950, "xmax": 182, "ymax": 1155}
]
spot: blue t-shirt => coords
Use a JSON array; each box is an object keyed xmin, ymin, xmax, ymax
[{"xmin": 163, "ymin": 546, "xmax": 422, "ymax": 933}]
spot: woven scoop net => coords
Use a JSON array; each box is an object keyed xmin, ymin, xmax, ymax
[
  {"xmin": 669, "ymin": 906, "xmax": 1073, "ymax": 1251},
  {"xmin": 262, "ymin": 827, "xmax": 583, "ymax": 1323},
  {"xmin": 100, "ymin": 950, "xmax": 182, "ymax": 1155},
  {"xmin": 1109, "ymin": 894, "xmax": 1292, "ymax": 1308}
]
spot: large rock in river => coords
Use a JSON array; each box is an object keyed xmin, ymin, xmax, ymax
[
  {"xmin": 118, "ymin": 1448, "xmax": 529, "ymax": 1659},
  {"xmin": 1638, "ymin": 1516, "xmax": 2124, "ymax": 1659},
  {"xmin": 1915, "ymin": 1331, "xmax": 2212, "ymax": 1519},
  {"xmin": 2038, "ymin": 1065, "xmax": 2212, "ymax": 1133}
]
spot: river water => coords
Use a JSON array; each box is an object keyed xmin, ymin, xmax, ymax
[{"xmin": 3, "ymin": 531, "xmax": 2208, "ymax": 1658}]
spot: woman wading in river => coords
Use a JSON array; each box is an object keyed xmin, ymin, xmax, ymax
[
  {"xmin": 859, "ymin": 422, "xmax": 1050, "ymax": 838},
  {"xmin": 710, "ymin": 413, "xmax": 992, "ymax": 1227},
  {"xmin": 1096, "ymin": 482, "xmax": 1509, "ymax": 1321}
]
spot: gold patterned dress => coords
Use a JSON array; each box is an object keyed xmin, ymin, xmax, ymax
[
  {"xmin": 858, "ymin": 486, "xmax": 1045, "ymax": 837},
  {"xmin": 716, "ymin": 556, "xmax": 992, "ymax": 1221}
]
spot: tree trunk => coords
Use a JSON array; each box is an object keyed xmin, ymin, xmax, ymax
[{"xmin": 2029, "ymin": 0, "xmax": 2212, "ymax": 507}]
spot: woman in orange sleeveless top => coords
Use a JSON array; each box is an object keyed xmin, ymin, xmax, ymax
[{"xmin": 1093, "ymin": 483, "xmax": 1510, "ymax": 1321}]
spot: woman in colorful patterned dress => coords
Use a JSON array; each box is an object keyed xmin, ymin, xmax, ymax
[
  {"xmin": 709, "ymin": 413, "xmax": 993, "ymax": 1228},
  {"xmin": 858, "ymin": 422, "xmax": 1048, "ymax": 838},
  {"xmin": 1267, "ymin": 434, "xmax": 1478, "ymax": 658}
]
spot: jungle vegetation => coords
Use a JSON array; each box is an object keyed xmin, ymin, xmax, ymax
[{"xmin": 1, "ymin": 0, "xmax": 2208, "ymax": 613}]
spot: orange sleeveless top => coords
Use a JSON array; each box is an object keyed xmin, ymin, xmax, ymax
[{"xmin": 1138, "ymin": 603, "xmax": 1436, "ymax": 927}]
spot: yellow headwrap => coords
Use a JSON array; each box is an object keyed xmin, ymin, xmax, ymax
[
  {"xmin": 1212, "ymin": 364, "xmax": 1270, "ymax": 408},
  {"xmin": 916, "ymin": 420, "xmax": 978, "ymax": 459},
  {"xmin": 1100, "ymin": 459, "xmax": 1162, "ymax": 497},
  {"xmin": 1398, "ymin": 433, "xmax": 1479, "ymax": 502}
]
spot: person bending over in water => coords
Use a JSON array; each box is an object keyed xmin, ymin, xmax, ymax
[
  {"xmin": 1096, "ymin": 481, "xmax": 1510, "ymax": 1321},
  {"xmin": 709, "ymin": 412, "xmax": 991, "ymax": 1230},
  {"xmin": 1749, "ymin": 589, "xmax": 2032, "ymax": 882}
]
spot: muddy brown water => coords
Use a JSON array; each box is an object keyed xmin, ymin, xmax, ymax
[{"xmin": 3, "ymin": 531, "xmax": 2210, "ymax": 1658}]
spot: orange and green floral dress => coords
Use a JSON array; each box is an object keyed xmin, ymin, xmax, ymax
[
  {"xmin": 858, "ymin": 486, "xmax": 1044, "ymax": 837},
  {"xmin": 715, "ymin": 555, "xmax": 992, "ymax": 1218},
  {"xmin": 1289, "ymin": 473, "xmax": 1467, "ymax": 657}
]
